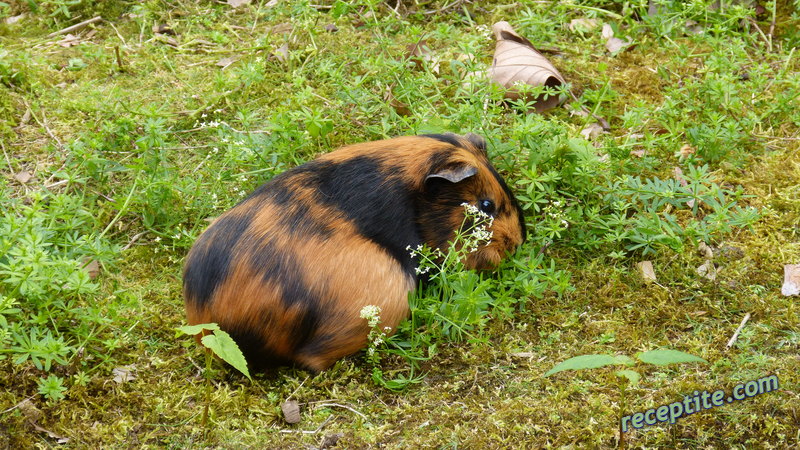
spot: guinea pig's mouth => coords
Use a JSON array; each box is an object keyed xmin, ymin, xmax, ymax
[{"xmin": 465, "ymin": 246, "xmax": 503, "ymax": 271}]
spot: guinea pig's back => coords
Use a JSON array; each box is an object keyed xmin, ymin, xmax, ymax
[{"xmin": 183, "ymin": 153, "xmax": 418, "ymax": 370}]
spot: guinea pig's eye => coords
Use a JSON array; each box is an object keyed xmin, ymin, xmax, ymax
[{"xmin": 479, "ymin": 199, "xmax": 496, "ymax": 215}]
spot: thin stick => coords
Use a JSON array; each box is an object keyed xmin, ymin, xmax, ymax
[
  {"xmin": 121, "ymin": 231, "xmax": 147, "ymax": 251},
  {"xmin": 47, "ymin": 16, "xmax": 103, "ymax": 38},
  {"xmin": 114, "ymin": 46, "xmax": 124, "ymax": 72},
  {"xmin": 726, "ymin": 313, "xmax": 751, "ymax": 349},
  {"xmin": 312, "ymin": 402, "xmax": 367, "ymax": 420},
  {"xmin": 0, "ymin": 396, "xmax": 36, "ymax": 414},
  {"xmin": 285, "ymin": 376, "xmax": 309, "ymax": 401}
]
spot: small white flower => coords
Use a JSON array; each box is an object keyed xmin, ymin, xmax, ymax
[{"xmin": 360, "ymin": 305, "xmax": 381, "ymax": 328}]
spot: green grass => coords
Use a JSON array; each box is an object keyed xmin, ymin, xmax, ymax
[{"xmin": 1, "ymin": 0, "xmax": 799, "ymax": 447}]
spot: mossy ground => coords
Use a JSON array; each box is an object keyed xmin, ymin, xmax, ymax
[{"xmin": 1, "ymin": 1, "xmax": 798, "ymax": 448}]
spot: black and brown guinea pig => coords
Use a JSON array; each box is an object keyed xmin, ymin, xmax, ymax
[{"xmin": 183, "ymin": 133, "xmax": 526, "ymax": 372}]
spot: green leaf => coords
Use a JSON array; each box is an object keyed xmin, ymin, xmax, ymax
[
  {"xmin": 201, "ymin": 330, "xmax": 251, "ymax": 380},
  {"xmin": 613, "ymin": 355, "xmax": 636, "ymax": 366},
  {"xmin": 544, "ymin": 354, "xmax": 619, "ymax": 377},
  {"xmin": 177, "ymin": 323, "xmax": 219, "ymax": 336},
  {"xmin": 636, "ymin": 349, "xmax": 707, "ymax": 366},
  {"xmin": 615, "ymin": 370, "xmax": 641, "ymax": 385}
]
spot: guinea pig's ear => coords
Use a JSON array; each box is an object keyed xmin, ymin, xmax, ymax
[
  {"xmin": 425, "ymin": 163, "xmax": 478, "ymax": 183},
  {"xmin": 464, "ymin": 133, "xmax": 487, "ymax": 155}
]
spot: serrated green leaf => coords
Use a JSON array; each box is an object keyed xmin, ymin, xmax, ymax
[
  {"xmin": 544, "ymin": 354, "xmax": 618, "ymax": 377},
  {"xmin": 636, "ymin": 349, "xmax": 707, "ymax": 366},
  {"xmin": 201, "ymin": 330, "xmax": 251, "ymax": 380},
  {"xmin": 615, "ymin": 369, "xmax": 641, "ymax": 385},
  {"xmin": 177, "ymin": 323, "xmax": 220, "ymax": 336}
]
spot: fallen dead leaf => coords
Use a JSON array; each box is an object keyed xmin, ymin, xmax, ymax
[
  {"xmin": 155, "ymin": 34, "xmax": 179, "ymax": 47},
  {"xmin": 406, "ymin": 40, "xmax": 439, "ymax": 74},
  {"xmin": 282, "ymin": 399, "xmax": 301, "ymax": 424},
  {"xmin": 717, "ymin": 245, "xmax": 744, "ymax": 261},
  {"xmin": 580, "ymin": 123, "xmax": 604, "ymax": 140},
  {"xmin": 782, "ymin": 264, "xmax": 800, "ymax": 296},
  {"xmin": 17, "ymin": 109, "xmax": 32, "ymax": 128},
  {"xmin": 696, "ymin": 260, "xmax": 717, "ymax": 281},
  {"xmin": 227, "ymin": 0, "xmax": 252, "ymax": 7},
  {"xmin": 673, "ymin": 167, "xmax": 696, "ymax": 208},
  {"xmin": 58, "ymin": 34, "xmax": 81, "ymax": 47},
  {"xmin": 384, "ymin": 86, "xmax": 411, "ymax": 116},
  {"xmin": 678, "ymin": 144, "xmax": 695, "ymax": 159},
  {"xmin": 629, "ymin": 149, "xmax": 646, "ymax": 158},
  {"xmin": 13, "ymin": 171, "xmax": 32, "ymax": 184},
  {"xmin": 31, "ymin": 422, "xmax": 69, "ymax": 444},
  {"xmin": 673, "ymin": 167, "xmax": 687, "ymax": 186},
  {"xmin": 6, "ymin": 14, "xmax": 25, "ymax": 25},
  {"xmin": 489, "ymin": 21, "xmax": 567, "ymax": 113},
  {"xmin": 569, "ymin": 108, "xmax": 589, "ymax": 118},
  {"xmin": 112, "ymin": 365, "xmax": 137, "ymax": 383},
  {"xmin": 601, "ymin": 24, "xmax": 614, "ymax": 40},
  {"xmin": 636, "ymin": 261, "xmax": 657, "ymax": 283},
  {"xmin": 606, "ymin": 37, "xmax": 632, "ymax": 53},
  {"xmin": 17, "ymin": 399, "xmax": 43, "ymax": 423},
  {"xmin": 684, "ymin": 20, "xmax": 703, "ymax": 35},
  {"xmin": 568, "ymin": 18, "xmax": 600, "ymax": 33},
  {"xmin": 82, "ymin": 258, "xmax": 101, "ymax": 280},
  {"xmin": 320, "ymin": 433, "xmax": 344, "ymax": 449},
  {"xmin": 270, "ymin": 43, "xmax": 289, "ymax": 63},
  {"xmin": 152, "ymin": 24, "xmax": 176, "ymax": 35},
  {"xmin": 698, "ymin": 242, "xmax": 714, "ymax": 259},
  {"xmin": 268, "ymin": 23, "xmax": 293, "ymax": 35},
  {"xmin": 216, "ymin": 56, "xmax": 238, "ymax": 68}
]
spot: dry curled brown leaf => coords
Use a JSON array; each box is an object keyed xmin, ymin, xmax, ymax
[
  {"xmin": 227, "ymin": 0, "xmax": 252, "ymax": 7},
  {"xmin": 13, "ymin": 171, "xmax": 32, "ymax": 184},
  {"xmin": 282, "ymin": 400, "xmax": 301, "ymax": 424},
  {"xmin": 636, "ymin": 261, "xmax": 657, "ymax": 283},
  {"xmin": 488, "ymin": 21, "xmax": 566, "ymax": 113},
  {"xmin": 782, "ymin": 264, "xmax": 800, "ymax": 296}
]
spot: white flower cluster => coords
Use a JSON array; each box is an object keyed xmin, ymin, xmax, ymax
[
  {"xmin": 359, "ymin": 304, "xmax": 382, "ymax": 328},
  {"xmin": 544, "ymin": 200, "xmax": 569, "ymax": 228},
  {"xmin": 406, "ymin": 244, "xmax": 444, "ymax": 275},
  {"xmin": 460, "ymin": 202, "xmax": 494, "ymax": 253}
]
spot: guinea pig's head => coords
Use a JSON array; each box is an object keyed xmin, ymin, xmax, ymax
[{"xmin": 416, "ymin": 133, "xmax": 526, "ymax": 270}]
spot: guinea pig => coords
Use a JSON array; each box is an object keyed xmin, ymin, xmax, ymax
[{"xmin": 183, "ymin": 133, "xmax": 526, "ymax": 372}]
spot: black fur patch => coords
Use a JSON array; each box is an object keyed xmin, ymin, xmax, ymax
[
  {"xmin": 312, "ymin": 156, "xmax": 421, "ymax": 276},
  {"xmin": 226, "ymin": 324, "xmax": 293, "ymax": 370},
  {"xmin": 418, "ymin": 178, "xmax": 468, "ymax": 250},
  {"xmin": 422, "ymin": 133, "xmax": 463, "ymax": 149},
  {"xmin": 296, "ymin": 332, "xmax": 336, "ymax": 359},
  {"xmin": 183, "ymin": 213, "xmax": 254, "ymax": 306},
  {"xmin": 486, "ymin": 165, "xmax": 527, "ymax": 243},
  {"xmin": 255, "ymin": 164, "xmax": 335, "ymax": 238},
  {"xmin": 245, "ymin": 237, "xmax": 324, "ymax": 351}
]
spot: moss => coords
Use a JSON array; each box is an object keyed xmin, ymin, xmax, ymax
[{"xmin": 0, "ymin": 0, "xmax": 798, "ymax": 447}]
